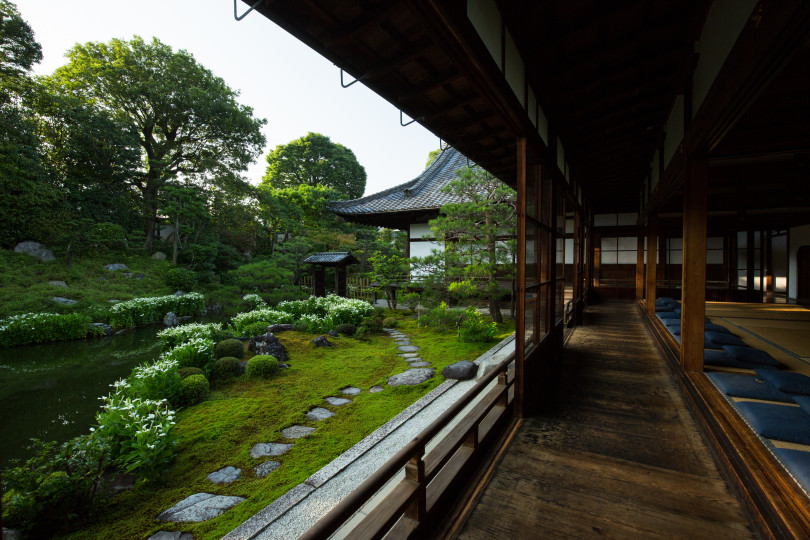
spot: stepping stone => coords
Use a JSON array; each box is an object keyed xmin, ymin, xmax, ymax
[
  {"xmin": 250, "ymin": 442, "xmax": 293, "ymax": 458},
  {"xmin": 157, "ymin": 493, "xmax": 245, "ymax": 522},
  {"xmin": 325, "ymin": 396, "xmax": 351, "ymax": 406},
  {"xmin": 207, "ymin": 466, "xmax": 241, "ymax": 484},
  {"xmin": 387, "ymin": 368, "xmax": 435, "ymax": 387},
  {"xmin": 282, "ymin": 425, "xmax": 316, "ymax": 438},
  {"xmin": 255, "ymin": 461, "xmax": 281, "ymax": 477},
  {"xmin": 341, "ymin": 386, "xmax": 361, "ymax": 395},
  {"xmin": 409, "ymin": 361, "xmax": 431, "ymax": 368},
  {"xmin": 369, "ymin": 385, "xmax": 384, "ymax": 393},
  {"xmin": 306, "ymin": 407, "xmax": 334, "ymax": 421},
  {"xmin": 397, "ymin": 345, "xmax": 420, "ymax": 353},
  {"xmin": 405, "ymin": 357, "xmax": 424, "ymax": 363},
  {"xmin": 399, "ymin": 353, "xmax": 420, "ymax": 358},
  {"xmin": 148, "ymin": 532, "xmax": 193, "ymax": 540}
]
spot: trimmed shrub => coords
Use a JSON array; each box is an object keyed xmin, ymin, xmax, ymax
[
  {"xmin": 241, "ymin": 321, "xmax": 270, "ymax": 337},
  {"xmin": 246, "ymin": 354, "xmax": 279, "ymax": 379},
  {"xmin": 165, "ymin": 267, "xmax": 198, "ymax": 291},
  {"xmin": 459, "ymin": 307, "xmax": 497, "ymax": 343},
  {"xmin": 382, "ymin": 317, "xmax": 398, "ymax": 328},
  {"xmin": 421, "ymin": 302, "xmax": 464, "ymax": 329},
  {"xmin": 334, "ymin": 323, "xmax": 356, "ymax": 336},
  {"xmin": 179, "ymin": 374, "xmax": 209, "ymax": 406},
  {"xmin": 210, "ymin": 357, "xmax": 241, "ymax": 381},
  {"xmin": 178, "ymin": 367, "xmax": 204, "ymax": 379},
  {"xmin": 214, "ymin": 338, "xmax": 245, "ymax": 360},
  {"xmin": 0, "ymin": 312, "xmax": 90, "ymax": 347}
]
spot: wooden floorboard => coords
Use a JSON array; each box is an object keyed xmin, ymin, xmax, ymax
[{"xmin": 456, "ymin": 300, "xmax": 755, "ymax": 539}]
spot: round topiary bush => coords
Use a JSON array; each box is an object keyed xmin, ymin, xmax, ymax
[
  {"xmin": 179, "ymin": 374, "xmax": 209, "ymax": 405},
  {"xmin": 335, "ymin": 323, "xmax": 357, "ymax": 336},
  {"xmin": 382, "ymin": 317, "xmax": 398, "ymax": 328},
  {"xmin": 211, "ymin": 356, "xmax": 241, "ymax": 381},
  {"xmin": 246, "ymin": 354, "xmax": 279, "ymax": 379},
  {"xmin": 242, "ymin": 321, "xmax": 270, "ymax": 337},
  {"xmin": 214, "ymin": 338, "xmax": 244, "ymax": 360},
  {"xmin": 178, "ymin": 367, "xmax": 204, "ymax": 379}
]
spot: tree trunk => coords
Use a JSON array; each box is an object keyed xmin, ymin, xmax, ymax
[
  {"xmin": 172, "ymin": 216, "xmax": 180, "ymax": 265},
  {"xmin": 143, "ymin": 188, "xmax": 159, "ymax": 249}
]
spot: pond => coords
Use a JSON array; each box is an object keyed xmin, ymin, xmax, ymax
[{"xmin": 0, "ymin": 316, "xmax": 228, "ymax": 468}]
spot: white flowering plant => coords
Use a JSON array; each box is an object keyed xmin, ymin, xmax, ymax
[
  {"xmin": 162, "ymin": 337, "xmax": 215, "ymax": 369},
  {"xmin": 125, "ymin": 357, "xmax": 182, "ymax": 402},
  {"xmin": 156, "ymin": 322, "xmax": 227, "ymax": 351},
  {"xmin": 0, "ymin": 312, "xmax": 90, "ymax": 347},
  {"xmin": 109, "ymin": 292, "xmax": 205, "ymax": 329},
  {"xmin": 230, "ymin": 309, "xmax": 293, "ymax": 335},
  {"xmin": 242, "ymin": 293, "xmax": 267, "ymax": 310},
  {"xmin": 231, "ymin": 294, "xmax": 373, "ymax": 335}
]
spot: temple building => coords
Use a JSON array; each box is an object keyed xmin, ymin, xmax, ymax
[{"xmin": 239, "ymin": 1, "xmax": 810, "ymax": 537}]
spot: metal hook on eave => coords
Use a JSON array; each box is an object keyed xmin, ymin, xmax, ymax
[
  {"xmin": 400, "ymin": 110, "xmax": 422, "ymax": 127},
  {"xmin": 340, "ymin": 69, "xmax": 365, "ymax": 88},
  {"xmin": 234, "ymin": 0, "xmax": 263, "ymax": 21}
]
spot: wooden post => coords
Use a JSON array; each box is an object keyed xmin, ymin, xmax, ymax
[
  {"xmin": 645, "ymin": 215, "xmax": 658, "ymax": 315},
  {"xmin": 313, "ymin": 265, "xmax": 326, "ymax": 297},
  {"xmin": 335, "ymin": 265, "xmax": 347, "ymax": 297},
  {"xmin": 681, "ymin": 159, "xmax": 708, "ymax": 372},
  {"xmin": 515, "ymin": 137, "xmax": 527, "ymax": 418},
  {"xmin": 404, "ymin": 447, "xmax": 426, "ymax": 521},
  {"xmin": 636, "ymin": 232, "xmax": 645, "ymax": 301},
  {"xmin": 747, "ymin": 230, "xmax": 755, "ymax": 291}
]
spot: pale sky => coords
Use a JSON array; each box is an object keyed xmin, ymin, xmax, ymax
[{"xmin": 16, "ymin": 0, "xmax": 440, "ymax": 196}]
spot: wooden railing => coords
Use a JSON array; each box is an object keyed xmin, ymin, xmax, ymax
[{"xmin": 300, "ymin": 352, "xmax": 516, "ymax": 539}]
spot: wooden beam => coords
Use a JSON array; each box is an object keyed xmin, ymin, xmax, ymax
[
  {"xmin": 680, "ymin": 159, "xmax": 707, "ymax": 372},
  {"xmin": 515, "ymin": 137, "xmax": 527, "ymax": 418},
  {"xmin": 645, "ymin": 214, "xmax": 658, "ymax": 315},
  {"xmin": 636, "ymin": 232, "xmax": 645, "ymax": 301}
]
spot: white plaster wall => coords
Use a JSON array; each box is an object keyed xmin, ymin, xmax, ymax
[
  {"xmin": 410, "ymin": 223, "xmax": 433, "ymax": 239},
  {"xmin": 789, "ymin": 224, "xmax": 810, "ymax": 299},
  {"xmin": 410, "ymin": 240, "xmax": 442, "ymax": 259}
]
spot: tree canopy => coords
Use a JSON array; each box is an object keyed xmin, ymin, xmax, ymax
[
  {"xmin": 262, "ymin": 132, "xmax": 366, "ymax": 199},
  {"xmin": 0, "ymin": 0, "xmax": 41, "ymax": 93},
  {"xmin": 47, "ymin": 36, "xmax": 267, "ymax": 247}
]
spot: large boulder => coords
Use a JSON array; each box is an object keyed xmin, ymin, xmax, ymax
[
  {"xmin": 442, "ymin": 360, "xmax": 477, "ymax": 380},
  {"xmin": 14, "ymin": 241, "xmax": 54, "ymax": 261},
  {"xmin": 267, "ymin": 323, "xmax": 293, "ymax": 334},
  {"xmin": 311, "ymin": 335, "xmax": 333, "ymax": 347},
  {"xmin": 163, "ymin": 312, "xmax": 179, "ymax": 326},
  {"xmin": 152, "ymin": 251, "xmax": 167, "ymax": 261},
  {"xmin": 248, "ymin": 333, "xmax": 288, "ymax": 363},
  {"xmin": 89, "ymin": 322, "xmax": 113, "ymax": 336}
]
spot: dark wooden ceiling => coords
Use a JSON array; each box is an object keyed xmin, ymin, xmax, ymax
[{"xmin": 245, "ymin": 1, "xmax": 806, "ymax": 216}]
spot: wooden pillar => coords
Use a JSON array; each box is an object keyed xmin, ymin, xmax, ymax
[
  {"xmin": 515, "ymin": 137, "xmax": 527, "ymax": 418},
  {"xmin": 335, "ymin": 265, "xmax": 347, "ymax": 297},
  {"xmin": 746, "ymin": 230, "xmax": 755, "ymax": 290},
  {"xmin": 645, "ymin": 215, "xmax": 658, "ymax": 316},
  {"xmin": 313, "ymin": 265, "xmax": 326, "ymax": 297},
  {"xmin": 681, "ymin": 159, "xmax": 708, "ymax": 372},
  {"xmin": 636, "ymin": 232, "xmax": 645, "ymax": 301}
]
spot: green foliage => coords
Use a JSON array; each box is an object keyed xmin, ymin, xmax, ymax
[
  {"xmin": 421, "ymin": 302, "xmax": 465, "ymax": 330},
  {"xmin": 242, "ymin": 293, "xmax": 267, "ymax": 310},
  {"xmin": 367, "ymin": 252, "xmax": 407, "ymax": 309},
  {"xmin": 108, "ymin": 292, "xmax": 205, "ymax": 329},
  {"xmin": 242, "ymin": 321, "xmax": 271, "ymax": 337},
  {"xmin": 156, "ymin": 322, "xmax": 226, "ymax": 351},
  {"xmin": 335, "ymin": 323, "xmax": 357, "ymax": 336},
  {"xmin": 162, "ymin": 337, "xmax": 215, "ymax": 369},
  {"xmin": 261, "ymin": 284, "xmax": 310, "ymax": 306},
  {"xmin": 1, "ymin": 435, "xmax": 113, "ymax": 538},
  {"xmin": 0, "ymin": 0, "xmax": 42, "ymax": 85},
  {"xmin": 165, "ymin": 267, "xmax": 198, "ymax": 291},
  {"xmin": 246, "ymin": 354, "xmax": 279, "ymax": 379},
  {"xmin": 262, "ymin": 132, "xmax": 366, "ymax": 199},
  {"xmin": 214, "ymin": 338, "xmax": 245, "ymax": 360},
  {"xmin": 459, "ymin": 307, "xmax": 498, "ymax": 342},
  {"xmin": 0, "ymin": 312, "xmax": 90, "ymax": 347},
  {"xmin": 229, "ymin": 259, "xmax": 293, "ymax": 291},
  {"xmin": 292, "ymin": 320, "xmax": 308, "ymax": 332},
  {"xmin": 210, "ymin": 357, "xmax": 241, "ymax": 381},
  {"xmin": 425, "ymin": 147, "xmax": 442, "ymax": 168},
  {"xmin": 382, "ymin": 317, "xmax": 398, "ymax": 328},
  {"xmin": 178, "ymin": 374, "xmax": 209, "ymax": 406},
  {"xmin": 230, "ymin": 295, "xmax": 372, "ymax": 335},
  {"xmin": 48, "ymin": 35, "xmax": 266, "ymax": 247},
  {"xmin": 125, "ymin": 358, "xmax": 182, "ymax": 403},
  {"xmin": 178, "ymin": 367, "xmax": 204, "ymax": 379}
]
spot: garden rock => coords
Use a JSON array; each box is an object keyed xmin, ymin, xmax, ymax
[
  {"xmin": 409, "ymin": 361, "xmax": 432, "ymax": 368},
  {"xmin": 48, "ymin": 280, "xmax": 67, "ymax": 287},
  {"xmin": 282, "ymin": 425, "xmax": 316, "ymax": 438},
  {"xmin": 123, "ymin": 272, "xmax": 134, "ymax": 278},
  {"xmin": 399, "ymin": 353, "xmax": 420, "ymax": 358},
  {"xmin": 152, "ymin": 251, "xmax": 167, "ymax": 260},
  {"xmin": 147, "ymin": 532, "xmax": 193, "ymax": 540},
  {"xmin": 105, "ymin": 263, "xmax": 128, "ymax": 271},
  {"xmin": 135, "ymin": 273, "xmax": 145, "ymax": 279},
  {"xmin": 326, "ymin": 330, "xmax": 339, "ymax": 337},
  {"xmin": 2, "ymin": 528, "xmax": 23, "ymax": 540},
  {"xmin": 248, "ymin": 334, "xmax": 288, "ymax": 363},
  {"xmin": 250, "ymin": 442, "xmax": 292, "ymax": 458},
  {"xmin": 157, "ymin": 493, "xmax": 245, "ymax": 522},
  {"xmin": 163, "ymin": 312, "xmax": 179, "ymax": 326},
  {"xmin": 306, "ymin": 407, "xmax": 334, "ymax": 421},
  {"xmin": 207, "ymin": 466, "xmax": 241, "ymax": 484},
  {"xmin": 52, "ymin": 297, "xmax": 77, "ymax": 305},
  {"xmin": 174, "ymin": 290, "xmax": 185, "ymax": 296},
  {"xmin": 476, "ymin": 357, "xmax": 504, "ymax": 381},
  {"xmin": 14, "ymin": 241, "xmax": 54, "ymax": 261},
  {"xmin": 325, "ymin": 397, "xmax": 351, "ymax": 406},
  {"xmin": 178, "ymin": 316, "xmax": 193, "ymax": 322},
  {"xmin": 279, "ymin": 363, "xmax": 290, "ymax": 369},
  {"xmin": 442, "ymin": 361, "xmax": 477, "ymax": 380},
  {"xmin": 369, "ymin": 385, "xmax": 384, "ymax": 393},
  {"xmin": 255, "ymin": 461, "xmax": 280, "ymax": 477},
  {"xmin": 89, "ymin": 322, "xmax": 113, "ymax": 336},
  {"xmin": 387, "ymin": 368, "xmax": 435, "ymax": 386},
  {"xmin": 311, "ymin": 335, "xmax": 333, "ymax": 347},
  {"xmin": 267, "ymin": 323, "xmax": 293, "ymax": 334},
  {"xmin": 397, "ymin": 345, "xmax": 420, "ymax": 353},
  {"xmin": 341, "ymin": 386, "xmax": 361, "ymax": 395}
]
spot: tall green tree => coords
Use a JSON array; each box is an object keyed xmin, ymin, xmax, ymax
[
  {"xmin": 420, "ymin": 166, "xmax": 516, "ymax": 323},
  {"xmin": 262, "ymin": 132, "xmax": 366, "ymax": 199},
  {"xmin": 0, "ymin": 0, "xmax": 41, "ymax": 97},
  {"xmin": 48, "ymin": 36, "xmax": 267, "ymax": 247}
]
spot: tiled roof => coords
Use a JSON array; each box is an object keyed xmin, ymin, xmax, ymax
[
  {"xmin": 302, "ymin": 252, "xmax": 359, "ymax": 265},
  {"xmin": 329, "ymin": 146, "xmax": 471, "ymax": 219}
]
